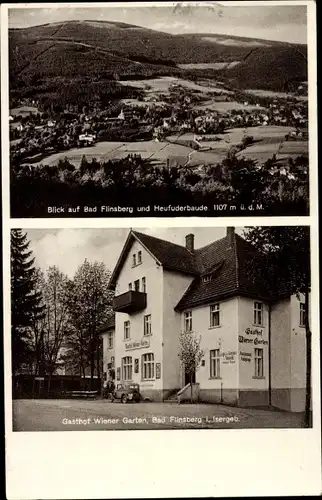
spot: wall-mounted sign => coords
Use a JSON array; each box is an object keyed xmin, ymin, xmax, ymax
[
  {"xmin": 239, "ymin": 335, "xmax": 268, "ymax": 345},
  {"xmin": 134, "ymin": 359, "xmax": 139, "ymax": 373},
  {"xmin": 221, "ymin": 351, "xmax": 237, "ymax": 364},
  {"xmin": 116, "ymin": 367, "xmax": 121, "ymax": 380},
  {"xmin": 156, "ymin": 363, "xmax": 161, "ymax": 379},
  {"xmin": 240, "ymin": 351, "xmax": 252, "ymax": 362},
  {"xmin": 245, "ymin": 328, "xmax": 263, "ymax": 336},
  {"xmin": 125, "ymin": 338, "xmax": 150, "ymax": 351}
]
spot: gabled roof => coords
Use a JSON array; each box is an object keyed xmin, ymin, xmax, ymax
[
  {"xmin": 175, "ymin": 233, "xmax": 279, "ymax": 310},
  {"xmin": 108, "ymin": 230, "xmax": 198, "ymax": 290},
  {"xmin": 109, "ymin": 229, "xmax": 292, "ymax": 306}
]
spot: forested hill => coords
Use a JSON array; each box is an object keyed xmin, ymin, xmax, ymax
[{"xmin": 9, "ymin": 19, "xmax": 307, "ymax": 92}]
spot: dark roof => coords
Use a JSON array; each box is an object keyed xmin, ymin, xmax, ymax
[
  {"xmin": 109, "ymin": 230, "xmax": 198, "ymax": 290},
  {"xmin": 109, "ymin": 229, "xmax": 291, "ymax": 306},
  {"xmin": 133, "ymin": 231, "xmax": 198, "ymax": 275},
  {"xmin": 175, "ymin": 233, "xmax": 283, "ymax": 310},
  {"xmin": 97, "ymin": 313, "xmax": 115, "ymax": 333}
]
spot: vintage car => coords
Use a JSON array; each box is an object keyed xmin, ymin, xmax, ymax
[{"xmin": 112, "ymin": 383, "xmax": 141, "ymax": 403}]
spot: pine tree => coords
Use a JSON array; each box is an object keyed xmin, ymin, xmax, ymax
[{"xmin": 11, "ymin": 229, "xmax": 45, "ymax": 374}]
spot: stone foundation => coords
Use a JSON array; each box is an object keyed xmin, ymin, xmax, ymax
[
  {"xmin": 238, "ymin": 389, "xmax": 269, "ymax": 408},
  {"xmin": 199, "ymin": 388, "xmax": 238, "ymax": 406},
  {"xmin": 139, "ymin": 388, "xmax": 179, "ymax": 402},
  {"xmin": 271, "ymin": 388, "xmax": 306, "ymax": 412}
]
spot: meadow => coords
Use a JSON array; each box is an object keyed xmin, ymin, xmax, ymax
[{"xmin": 27, "ymin": 125, "xmax": 306, "ymax": 170}]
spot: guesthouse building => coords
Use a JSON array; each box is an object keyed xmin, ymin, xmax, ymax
[{"xmin": 103, "ymin": 228, "xmax": 308, "ymax": 412}]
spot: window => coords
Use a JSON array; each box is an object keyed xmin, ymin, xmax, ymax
[
  {"xmin": 254, "ymin": 302, "xmax": 263, "ymax": 325},
  {"xmin": 142, "ymin": 353, "xmax": 155, "ymax": 380},
  {"xmin": 144, "ymin": 314, "xmax": 152, "ymax": 336},
  {"xmin": 210, "ymin": 303, "xmax": 220, "ymax": 327},
  {"xmin": 210, "ymin": 349, "xmax": 220, "ymax": 378},
  {"xmin": 300, "ymin": 302, "xmax": 305, "ymax": 327},
  {"xmin": 110, "ymin": 356, "xmax": 115, "ymax": 368},
  {"xmin": 184, "ymin": 311, "xmax": 192, "ymax": 332},
  {"xmin": 122, "ymin": 356, "xmax": 132, "ymax": 381},
  {"xmin": 107, "ymin": 331, "xmax": 113, "ymax": 349},
  {"xmin": 132, "ymin": 254, "xmax": 136, "ymax": 267},
  {"xmin": 124, "ymin": 321, "xmax": 130, "ymax": 340},
  {"xmin": 128, "ymin": 282, "xmax": 132, "ymax": 290},
  {"xmin": 134, "ymin": 279, "xmax": 140, "ymax": 291},
  {"xmin": 138, "ymin": 251, "xmax": 142, "ymax": 264},
  {"xmin": 142, "ymin": 277, "xmax": 146, "ymax": 293},
  {"xmin": 254, "ymin": 348, "xmax": 264, "ymax": 378},
  {"xmin": 202, "ymin": 275, "xmax": 212, "ymax": 283}
]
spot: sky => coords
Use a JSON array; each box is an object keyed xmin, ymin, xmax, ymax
[
  {"xmin": 8, "ymin": 3, "xmax": 307, "ymax": 44},
  {"xmin": 25, "ymin": 226, "xmax": 244, "ymax": 278}
]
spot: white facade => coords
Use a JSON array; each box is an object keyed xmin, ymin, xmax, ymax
[
  {"xmin": 112, "ymin": 240, "xmax": 193, "ymax": 399},
  {"xmin": 106, "ymin": 234, "xmax": 309, "ymax": 411},
  {"xmin": 101, "ymin": 329, "xmax": 115, "ymax": 379}
]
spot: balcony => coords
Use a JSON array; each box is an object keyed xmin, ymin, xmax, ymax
[{"xmin": 113, "ymin": 290, "xmax": 147, "ymax": 314}]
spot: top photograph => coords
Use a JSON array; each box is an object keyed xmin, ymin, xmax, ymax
[{"xmin": 7, "ymin": 2, "xmax": 312, "ymax": 218}]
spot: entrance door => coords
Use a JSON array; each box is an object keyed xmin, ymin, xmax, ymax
[{"xmin": 185, "ymin": 369, "xmax": 196, "ymax": 386}]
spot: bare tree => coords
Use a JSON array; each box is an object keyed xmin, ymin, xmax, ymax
[{"xmin": 178, "ymin": 330, "xmax": 204, "ymax": 402}]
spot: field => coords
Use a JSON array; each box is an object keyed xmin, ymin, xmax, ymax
[
  {"xmin": 167, "ymin": 125, "xmax": 307, "ymax": 164},
  {"xmin": 120, "ymin": 77, "xmax": 232, "ymax": 95},
  {"xmin": 239, "ymin": 140, "xmax": 308, "ymax": 162},
  {"xmin": 29, "ymin": 125, "xmax": 306, "ymax": 170},
  {"xmin": 244, "ymin": 89, "xmax": 308, "ymax": 102},
  {"xmin": 178, "ymin": 62, "xmax": 240, "ymax": 70},
  {"xmin": 167, "ymin": 126, "xmax": 296, "ymax": 148},
  {"xmin": 31, "ymin": 140, "xmax": 193, "ymax": 167},
  {"xmin": 120, "ymin": 98, "xmax": 168, "ymax": 108},
  {"xmin": 10, "ymin": 106, "xmax": 40, "ymax": 117},
  {"xmin": 193, "ymin": 100, "xmax": 264, "ymax": 112}
]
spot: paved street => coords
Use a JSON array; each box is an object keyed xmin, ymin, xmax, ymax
[{"xmin": 12, "ymin": 399, "xmax": 306, "ymax": 431}]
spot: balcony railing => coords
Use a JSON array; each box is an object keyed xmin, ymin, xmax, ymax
[{"xmin": 113, "ymin": 290, "xmax": 147, "ymax": 313}]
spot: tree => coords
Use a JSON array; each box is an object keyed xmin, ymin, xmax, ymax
[
  {"xmin": 41, "ymin": 267, "xmax": 71, "ymax": 391},
  {"xmin": 178, "ymin": 330, "xmax": 204, "ymax": 402},
  {"xmin": 11, "ymin": 230, "xmax": 45, "ymax": 374},
  {"xmin": 67, "ymin": 260, "xmax": 113, "ymax": 389},
  {"xmin": 29, "ymin": 268, "xmax": 47, "ymax": 378},
  {"xmin": 243, "ymin": 226, "xmax": 311, "ymax": 427}
]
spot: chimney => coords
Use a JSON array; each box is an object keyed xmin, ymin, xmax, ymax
[
  {"xmin": 185, "ymin": 233, "xmax": 194, "ymax": 252},
  {"xmin": 226, "ymin": 227, "xmax": 235, "ymax": 246}
]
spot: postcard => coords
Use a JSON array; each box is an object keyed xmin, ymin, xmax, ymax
[{"xmin": 2, "ymin": 2, "xmax": 320, "ymax": 499}]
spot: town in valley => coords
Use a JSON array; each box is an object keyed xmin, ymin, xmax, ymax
[{"xmin": 9, "ymin": 5, "xmax": 309, "ymax": 216}]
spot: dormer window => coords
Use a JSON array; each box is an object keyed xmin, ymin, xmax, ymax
[{"xmin": 202, "ymin": 275, "xmax": 212, "ymax": 283}]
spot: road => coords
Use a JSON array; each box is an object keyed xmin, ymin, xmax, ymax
[{"xmin": 12, "ymin": 399, "xmax": 306, "ymax": 431}]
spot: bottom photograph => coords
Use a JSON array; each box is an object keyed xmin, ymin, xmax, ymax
[{"xmin": 11, "ymin": 225, "xmax": 311, "ymax": 431}]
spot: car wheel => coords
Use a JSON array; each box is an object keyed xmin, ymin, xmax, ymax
[{"xmin": 121, "ymin": 394, "xmax": 128, "ymax": 404}]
